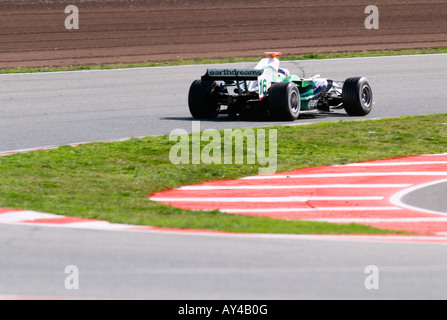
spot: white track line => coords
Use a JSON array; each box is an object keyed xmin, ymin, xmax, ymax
[
  {"xmin": 340, "ymin": 161, "xmax": 447, "ymax": 167},
  {"xmin": 305, "ymin": 218, "xmax": 447, "ymax": 223},
  {"xmin": 0, "ymin": 211, "xmax": 65, "ymax": 222},
  {"xmin": 178, "ymin": 184, "xmax": 411, "ymax": 190},
  {"xmin": 49, "ymin": 221, "xmax": 139, "ymax": 230},
  {"xmin": 307, "ymin": 217, "xmax": 447, "ymax": 223},
  {"xmin": 243, "ymin": 172, "xmax": 447, "ymax": 179},
  {"xmin": 390, "ymin": 178, "xmax": 447, "ymax": 217},
  {"xmin": 221, "ymin": 207, "xmax": 401, "ymax": 213},
  {"xmin": 150, "ymin": 196, "xmax": 384, "ymax": 202},
  {"xmin": 0, "ymin": 210, "xmax": 147, "ymax": 231},
  {"xmin": 1, "ymin": 53, "xmax": 445, "ymax": 77},
  {"xmin": 0, "ymin": 137, "xmax": 145, "ymax": 158}
]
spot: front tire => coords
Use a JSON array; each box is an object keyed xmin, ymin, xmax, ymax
[
  {"xmin": 342, "ymin": 77, "xmax": 373, "ymax": 116},
  {"xmin": 188, "ymin": 80, "xmax": 220, "ymax": 119},
  {"xmin": 268, "ymin": 82, "xmax": 301, "ymax": 121}
]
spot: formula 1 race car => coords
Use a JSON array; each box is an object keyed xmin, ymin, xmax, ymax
[{"xmin": 188, "ymin": 52, "xmax": 373, "ymax": 121}]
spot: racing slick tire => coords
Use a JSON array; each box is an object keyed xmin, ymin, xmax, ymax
[
  {"xmin": 268, "ymin": 82, "xmax": 301, "ymax": 121},
  {"xmin": 342, "ymin": 77, "xmax": 373, "ymax": 116},
  {"xmin": 188, "ymin": 80, "xmax": 220, "ymax": 119}
]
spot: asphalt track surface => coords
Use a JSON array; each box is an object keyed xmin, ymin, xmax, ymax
[
  {"xmin": 3, "ymin": 223, "xmax": 447, "ymax": 300},
  {"xmin": 403, "ymin": 181, "xmax": 447, "ymax": 213},
  {"xmin": 1, "ymin": 55, "xmax": 447, "ymax": 300},
  {"xmin": 0, "ymin": 54, "xmax": 446, "ymax": 152}
]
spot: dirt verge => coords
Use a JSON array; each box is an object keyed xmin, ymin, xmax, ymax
[{"xmin": 0, "ymin": 0, "xmax": 446, "ymax": 68}]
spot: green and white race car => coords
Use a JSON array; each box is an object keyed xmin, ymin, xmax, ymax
[{"xmin": 188, "ymin": 52, "xmax": 373, "ymax": 121}]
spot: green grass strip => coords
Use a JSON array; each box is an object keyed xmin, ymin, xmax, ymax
[
  {"xmin": 1, "ymin": 114, "xmax": 447, "ymax": 234},
  {"xmin": 1, "ymin": 47, "xmax": 446, "ymax": 74}
]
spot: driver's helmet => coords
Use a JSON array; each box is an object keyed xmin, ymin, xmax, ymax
[{"xmin": 278, "ymin": 68, "xmax": 290, "ymax": 77}]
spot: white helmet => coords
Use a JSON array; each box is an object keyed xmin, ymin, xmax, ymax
[{"xmin": 278, "ymin": 68, "xmax": 290, "ymax": 77}]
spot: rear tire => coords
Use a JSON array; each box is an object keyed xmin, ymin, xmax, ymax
[
  {"xmin": 342, "ymin": 77, "xmax": 373, "ymax": 116},
  {"xmin": 268, "ymin": 82, "xmax": 301, "ymax": 121},
  {"xmin": 188, "ymin": 80, "xmax": 220, "ymax": 119}
]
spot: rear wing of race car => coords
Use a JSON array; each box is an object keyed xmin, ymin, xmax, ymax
[
  {"xmin": 201, "ymin": 68, "xmax": 273, "ymax": 99},
  {"xmin": 201, "ymin": 69, "xmax": 264, "ymax": 81}
]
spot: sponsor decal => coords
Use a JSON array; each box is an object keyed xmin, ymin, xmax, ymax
[
  {"xmin": 207, "ymin": 69, "xmax": 264, "ymax": 77},
  {"xmin": 308, "ymin": 99, "xmax": 319, "ymax": 108}
]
